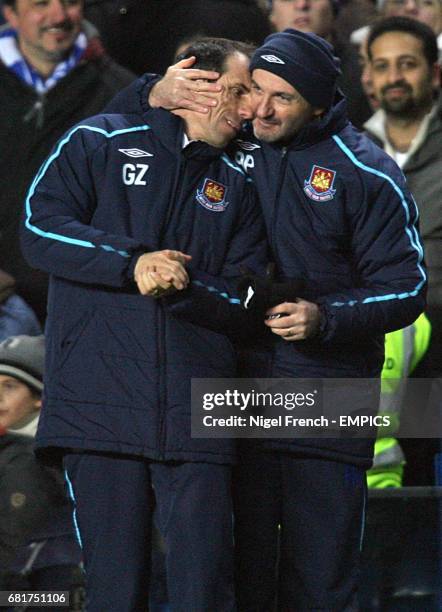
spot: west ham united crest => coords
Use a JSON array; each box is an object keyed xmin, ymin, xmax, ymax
[
  {"xmin": 304, "ymin": 165, "xmax": 337, "ymax": 202},
  {"xmin": 196, "ymin": 178, "xmax": 229, "ymax": 212}
]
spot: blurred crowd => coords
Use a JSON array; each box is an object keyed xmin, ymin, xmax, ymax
[{"xmin": 0, "ymin": 0, "xmax": 441, "ymax": 609}]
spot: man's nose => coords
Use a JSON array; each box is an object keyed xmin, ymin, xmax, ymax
[
  {"xmin": 256, "ymin": 101, "xmax": 273, "ymax": 119},
  {"xmin": 256, "ymin": 97, "xmax": 273, "ymax": 118},
  {"xmin": 47, "ymin": 0, "xmax": 70, "ymax": 22},
  {"xmin": 293, "ymin": 0, "xmax": 311, "ymax": 11},
  {"xmin": 386, "ymin": 64, "xmax": 404, "ymax": 83},
  {"xmin": 238, "ymin": 95, "xmax": 255, "ymax": 121},
  {"xmin": 403, "ymin": 0, "xmax": 419, "ymax": 14}
]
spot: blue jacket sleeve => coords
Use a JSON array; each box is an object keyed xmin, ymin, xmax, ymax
[
  {"xmin": 21, "ymin": 127, "xmax": 148, "ymax": 288},
  {"xmin": 164, "ymin": 181, "xmax": 269, "ymax": 340},
  {"xmin": 317, "ymin": 169, "xmax": 426, "ymax": 343}
]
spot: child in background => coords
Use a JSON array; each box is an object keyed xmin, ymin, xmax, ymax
[
  {"xmin": 0, "ymin": 335, "xmax": 43, "ymax": 435},
  {"xmin": 0, "ymin": 335, "xmax": 82, "ymax": 610}
]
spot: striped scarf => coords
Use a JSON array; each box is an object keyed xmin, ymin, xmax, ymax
[{"xmin": 0, "ymin": 27, "xmax": 87, "ymax": 93}]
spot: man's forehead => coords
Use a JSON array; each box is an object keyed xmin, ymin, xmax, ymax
[
  {"xmin": 220, "ymin": 52, "xmax": 252, "ymax": 84},
  {"xmin": 371, "ymin": 31, "xmax": 425, "ymax": 57},
  {"xmin": 222, "ymin": 52, "xmax": 250, "ymax": 73},
  {"xmin": 15, "ymin": 0, "xmax": 83, "ymax": 10},
  {"xmin": 251, "ymin": 68, "xmax": 295, "ymax": 93}
]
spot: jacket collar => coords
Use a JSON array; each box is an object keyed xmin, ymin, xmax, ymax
[{"xmin": 141, "ymin": 107, "xmax": 225, "ymax": 161}]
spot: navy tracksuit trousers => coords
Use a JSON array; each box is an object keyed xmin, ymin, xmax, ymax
[
  {"xmin": 63, "ymin": 452, "xmax": 235, "ymax": 612},
  {"xmin": 233, "ymin": 450, "xmax": 366, "ymax": 612}
]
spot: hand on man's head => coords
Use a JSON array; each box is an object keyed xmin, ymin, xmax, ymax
[{"xmin": 149, "ymin": 56, "xmax": 221, "ymax": 114}]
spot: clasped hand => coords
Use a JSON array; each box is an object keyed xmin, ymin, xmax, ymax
[{"xmin": 134, "ymin": 250, "xmax": 192, "ymax": 298}]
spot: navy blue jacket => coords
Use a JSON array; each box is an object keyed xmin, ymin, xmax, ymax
[
  {"xmin": 233, "ymin": 96, "xmax": 426, "ymax": 466},
  {"xmin": 106, "ymin": 78, "xmax": 426, "ymax": 467},
  {"xmin": 233, "ymin": 96, "xmax": 425, "ymax": 370},
  {"xmin": 21, "ymin": 109, "xmax": 267, "ymax": 464}
]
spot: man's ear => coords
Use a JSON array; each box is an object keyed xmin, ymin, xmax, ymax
[
  {"xmin": 33, "ymin": 396, "xmax": 42, "ymax": 412},
  {"xmin": 313, "ymin": 107, "xmax": 325, "ymax": 118},
  {"xmin": 431, "ymin": 61, "xmax": 441, "ymax": 90},
  {"xmin": 3, "ymin": 4, "xmax": 19, "ymax": 30}
]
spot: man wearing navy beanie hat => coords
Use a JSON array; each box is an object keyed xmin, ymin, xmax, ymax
[
  {"xmin": 107, "ymin": 28, "xmax": 426, "ymax": 612},
  {"xmin": 250, "ymin": 28, "xmax": 341, "ymax": 113},
  {"xmin": 228, "ymin": 29, "xmax": 424, "ymax": 612},
  {"xmin": 264, "ymin": 1, "xmax": 372, "ymax": 127}
]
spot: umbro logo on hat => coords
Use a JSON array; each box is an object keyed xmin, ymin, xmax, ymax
[{"xmin": 260, "ymin": 54, "xmax": 285, "ymax": 64}]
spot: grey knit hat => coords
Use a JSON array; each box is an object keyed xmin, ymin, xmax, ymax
[{"xmin": 0, "ymin": 335, "xmax": 45, "ymax": 392}]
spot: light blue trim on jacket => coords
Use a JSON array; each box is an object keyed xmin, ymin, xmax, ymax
[
  {"xmin": 25, "ymin": 124, "xmax": 150, "ymax": 254},
  {"xmin": 64, "ymin": 470, "xmax": 83, "ymax": 549},
  {"xmin": 192, "ymin": 280, "xmax": 241, "ymax": 304},
  {"xmin": 331, "ymin": 134, "xmax": 426, "ymax": 307}
]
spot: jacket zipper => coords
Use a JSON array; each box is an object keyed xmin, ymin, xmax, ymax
[
  {"xmin": 157, "ymin": 155, "xmax": 187, "ymax": 457},
  {"xmin": 157, "ymin": 304, "xmax": 167, "ymax": 459},
  {"xmin": 269, "ymin": 147, "xmax": 288, "ymax": 276}
]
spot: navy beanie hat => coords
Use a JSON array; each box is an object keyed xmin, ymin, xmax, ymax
[{"xmin": 250, "ymin": 29, "xmax": 342, "ymax": 109}]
